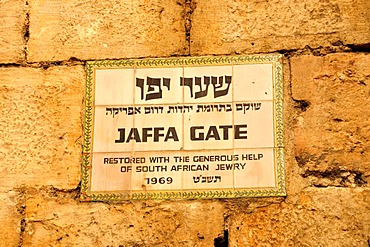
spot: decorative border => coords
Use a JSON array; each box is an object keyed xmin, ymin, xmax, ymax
[{"xmin": 81, "ymin": 54, "xmax": 286, "ymax": 201}]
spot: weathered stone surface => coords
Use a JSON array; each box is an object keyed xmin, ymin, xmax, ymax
[
  {"xmin": 191, "ymin": 0, "xmax": 370, "ymax": 55},
  {"xmin": 291, "ymin": 53, "xmax": 370, "ymax": 187},
  {"xmin": 0, "ymin": 66, "xmax": 84, "ymax": 191},
  {"xmin": 0, "ymin": 0, "xmax": 25, "ymax": 63},
  {"xmin": 0, "ymin": 192, "xmax": 21, "ymax": 247},
  {"xmin": 24, "ymin": 192, "xmax": 224, "ymax": 246},
  {"xmin": 228, "ymin": 188, "xmax": 370, "ymax": 246},
  {"xmin": 27, "ymin": 0, "xmax": 187, "ymax": 62}
]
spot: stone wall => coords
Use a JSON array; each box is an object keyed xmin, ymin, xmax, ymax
[{"xmin": 0, "ymin": 0, "xmax": 369, "ymax": 246}]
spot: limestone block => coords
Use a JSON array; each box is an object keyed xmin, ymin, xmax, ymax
[
  {"xmin": 291, "ymin": 53, "xmax": 370, "ymax": 187},
  {"xmin": 191, "ymin": 0, "xmax": 370, "ymax": 55},
  {"xmin": 228, "ymin": 188, "xmax": 370, "ymax": 246},
  {"xmin": 0, "ymin": 192, "xmax": 21, "ymax": 247},
  {"xmin": 0, "ymin": 66, "xmax": 84, "ymax": 191},
  {"xmin": 27, "ymin": 0, "xmax": 187, "ymax": 62},
  {"xmin": 0, "ymin": 0, "xmax": 25, "ymax": 63},
  {"xmin": 24, "ymin": 194, "xmax": 225, "ymax": 246}
]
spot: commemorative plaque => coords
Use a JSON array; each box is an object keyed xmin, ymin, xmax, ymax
[{"xmin": 81, "ymin": 54, "xmax": 286, "ymax": 201}]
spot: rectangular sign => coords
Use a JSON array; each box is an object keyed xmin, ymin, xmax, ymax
[{"xmin": 81, "ymin": 55, "xmax": 286, "ymax": 201}]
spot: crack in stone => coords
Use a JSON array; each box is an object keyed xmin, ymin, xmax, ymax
[
  {"xmin": 35, "ymin": 57, "xmax": 86, "ymax": 70},
  {"xmin": 293, "ymin": 99, "xmax": 311, "ymax": 112},
  {"xmin": 15, "ymin": 187, "xmax": 27, "ymax": 247},
  {"xmin": 185, "ymin": 0, "xmax": 197, "ymax": 55},
  {"xmin": 0, "ymin": 57, "xmax": 85, "ymax": 69},
  {"xmin": 347, "ymin": 43, "xmax": 370, "ymax": 53},
  {"xmin": 302, "ymin": 168, "xmax": 367, "ymax": 187},
  {"xmin": 23, "ymin": 0, "xmax": 30, "ymax": 63},
  {"xmin": 214, "ymin": 214, "xmax": 229, "ymax": 247}
]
